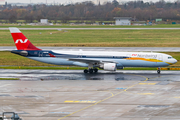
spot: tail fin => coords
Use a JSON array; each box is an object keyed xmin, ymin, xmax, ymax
[{"xmin": 9, "ymin": 27, "xmax": 41, "ymax": 50}]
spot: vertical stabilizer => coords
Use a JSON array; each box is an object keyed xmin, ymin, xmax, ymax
[{"xmin": 9, "ymin": 27, "xmax": 41, "ymax": 50}]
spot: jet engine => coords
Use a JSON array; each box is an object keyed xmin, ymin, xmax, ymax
[
  {"xmin": 20, "ymin": 51, "xmax": 28, "ymax": 56},
  {"xmin": 100, "ymin": 63, "xmax": 117, "ymax": 71}
]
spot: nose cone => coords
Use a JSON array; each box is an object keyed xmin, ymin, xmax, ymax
[{"xmin": 173, "ymin": 59, "xmax": 177, "ymax": 64}]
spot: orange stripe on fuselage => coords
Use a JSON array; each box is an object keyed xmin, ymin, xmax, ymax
[{"xmin": 126, "ymin": 57, "xmax": 163, "ymax": 63}]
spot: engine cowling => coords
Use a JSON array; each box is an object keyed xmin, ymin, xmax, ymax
[
  {"xmin": 101, "ymin": 63, "xmax": 117, "ymax": 71},
  {"xmin": 20, "ymin": 51, "xmax": 28, "ymax": 56}
]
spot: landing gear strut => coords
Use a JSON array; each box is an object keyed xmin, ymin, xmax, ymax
[
  {"xmin": 157, "ymin": 67, "xmax": 161, "ymax": 74},
  {"xmin": 89, "ymin": 68, "xmax": 93, "ymax": 73},
  {"xmin": 94, "ymin": 68, "xmax": 98, "ymax": 73},
  {"xmin": 84, "ymin": 68, "xmax": 98, "ymax": 73}
]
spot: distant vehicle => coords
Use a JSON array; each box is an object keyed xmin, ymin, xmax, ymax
[
  {"xmin": 10, "ymin": 27, "xmax": 177, "ymax": 74},
  {"xmin": 2, "ymin": 112, "xmax": 21, "ymax": 120},
  {"xmin": 11, "ymin": 113, "xmax": 21, "ymax": 120}
]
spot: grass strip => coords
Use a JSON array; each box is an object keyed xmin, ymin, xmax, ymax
[
  {"xmin": 1, "ymin": 24, "xmax": 180, "ymax": 28},
  {"xmin": 1, "ymin": 29, "xmax": 180, "ymax": 47},
  {"xmin": 0, "ymin": 78, "xmax": 19, "ymax": 80}
]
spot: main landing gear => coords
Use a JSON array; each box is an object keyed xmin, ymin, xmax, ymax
[
  {"xmin": 84, "ymin": 68, "xmax": 98, "ymax": 73},
  {"xmin": 157, "ymin": 67, "xmax": 161, "ymax": 74}
]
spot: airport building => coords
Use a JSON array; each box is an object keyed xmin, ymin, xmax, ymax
[
  {"xmin": 114, "ymin": 17, "xmax": 132, "ymax": 25},
  {"xmin": 40, "ymin": 19, "xmax": 48, "ymax": 24}
]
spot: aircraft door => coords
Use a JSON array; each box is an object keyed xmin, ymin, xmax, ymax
[
  {"xmin": 158, "ymin": 55, "xmax": 163, "ymax": 61},
  {"xmin": 39, "ymin": 51, "xmax": 43, "ymax": 57},
  {"xmin": 126, "ymin": 54, "xmax": 131, "ymax": 59},
  {"xmin": 78, "ymin": 52, "xmax": 83, "ymax": 58}
]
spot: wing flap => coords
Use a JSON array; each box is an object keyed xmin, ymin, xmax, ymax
[{"xmin": 68, "ymin": 58, "xmax": 118, "ymax": 64}]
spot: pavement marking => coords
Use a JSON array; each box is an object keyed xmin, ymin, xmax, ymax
[
  {"xmin": 58, "ymin": 91, "xmax": 121, "ymax": 120},
  {"xmin": 174, "ymin": 97, "xmax": 180, "ymax": 98},
  {"xmin": 139, "ymin": 83, "xmax": 156, "ymax": 85},
  {"xmin": 123, "ymin": 75, "xmax": 152, "ymax": 95},
  {"xmin": 141, "ymin": 75, "xmax": 149, "ymax": 82},
  {"xmin": 64, "ymin": 100, "xmax": 74, "ymax": 103},
  {"xmin": 58, "ymin": 74, "xmax": 149, "ymax": 120},
  {"xmin": 99, "ymin": 91, "xmax": 114, "ymax": 96},
  {"xmin": 64, "ymin": 100, "xmax": 96, "ymax": 103},
  {"xmin": 127, "ymin": 74, "xmax": 149, "ymax": 82},
  {"xmin": 148, "ymin": 76, "xmax": 162, "ymax": 80},
  {"xmin": 109, "ymin": 91, "xmax": 114, "ymax": 96},
  {"xmin": 116, "ymin": 88, "xmax": 127, "ymax": 89},
  {"xmin": 123, "ymin": 84, "xmax": 137, "ymax": 92},
  {"xmin": 0, "ymin": 84, "xmax": 12, "ymax": 87},
  {"xmin": 138, "ymin": 93, "xmax": 154, "ymax": 95},
  {"xmin": 50, "ymin": 112, "xmax": 71, "ymax": 114}
]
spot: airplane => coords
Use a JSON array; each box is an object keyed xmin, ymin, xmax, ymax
[{"xmin": 10, "ymin": 27, "xmax": 177, "ymax": 74}]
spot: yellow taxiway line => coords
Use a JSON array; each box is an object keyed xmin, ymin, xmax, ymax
[{"xmin": 58, "ymin": 74, "xmax": 150, "ymax": 120}]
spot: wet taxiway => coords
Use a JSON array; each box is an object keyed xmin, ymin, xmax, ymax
[
  {"xmin": 1, "ymin": 69, "xmax": 180, "ymax": 81},
  {"xmin": 1, "ymin": 70, "xmax": 180, "ymax": 120}
]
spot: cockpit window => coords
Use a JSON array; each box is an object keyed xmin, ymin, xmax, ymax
[{"xmin": 168, "ymin": 57, "xmax": 173, "ymax": 59}]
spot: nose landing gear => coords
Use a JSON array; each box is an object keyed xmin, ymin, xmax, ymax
[{"xmin": 157, "ymin": 67, "xmax": 161, "ymax": 74}]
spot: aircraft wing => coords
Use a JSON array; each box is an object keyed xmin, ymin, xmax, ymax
[{"xmin": 68, "ymin": 58, "xmax": 118, "ymax": 64}]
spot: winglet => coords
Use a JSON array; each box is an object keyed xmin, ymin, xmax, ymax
[{"xmin": 9, "ymin": 27, "xmax": 41, "ymax": 51}]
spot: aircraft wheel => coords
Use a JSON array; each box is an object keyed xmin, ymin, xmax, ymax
[
  {"xmin": 94, "ymin": 68, "xmax": 98, "ymax": 73},
  {"xmin": 89, "ymin": 69, "xmax": 94, "ymax": 74},
  {"xmin": 84, "ymin": 69, "xmax": 88, "ymax": 73},
  {"xmin": 157, "ymin": 70, "xmax": 160, "ymax": 74}
]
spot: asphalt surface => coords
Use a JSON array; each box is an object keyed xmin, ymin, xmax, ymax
[
  {"xmin": 1, "ymin": 70, "xmax": 180, "ymax": 119},
  {"xmin": 1, "ymin": 46, "xmax": 180, "ymax": 52}
]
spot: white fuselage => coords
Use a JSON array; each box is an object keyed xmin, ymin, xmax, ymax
[{"xmin": 28, "ymin": 50, "xmax": 177, "ymax": 68}]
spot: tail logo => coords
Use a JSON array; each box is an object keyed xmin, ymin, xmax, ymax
[{"xmin": 15, "ymin": 39, "xmax": 28, "ymax": 44}]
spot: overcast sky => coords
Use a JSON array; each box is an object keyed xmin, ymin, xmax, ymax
[{"xmin": 6, "ymin": 0, "xmax": 177, "ymax": 4}]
